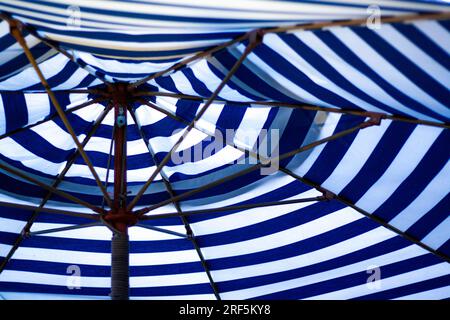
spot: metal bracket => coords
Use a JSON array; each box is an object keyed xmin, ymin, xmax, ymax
[
  {"xmin": 322, "ymin": 190, "xmax": 336, "ymax": 201},
  {"xmin": 361, "ymin": 112, "xmax": 385, "ymax": 129},
  {"xmin": 247, "ymin": 29, "xmax": 264, "ymax": 47}
]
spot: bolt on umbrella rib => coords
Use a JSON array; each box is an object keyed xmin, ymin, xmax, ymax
[
  {"xmin": 140, "ymin": 196, "xmax": 326, "ymax": 221},
  {"xmin": 278, "ymin": 167, "xmax": 450, "ymax": 264},
  {"xmin": 127, "ymin": 35, "xmax": 262, "ymax": 211},
  {"xmin": 9, "ymin": 23, "xmax": 114, "ymax": 209},
  {"xmin": 135, "ymin": 117, "xmax": 379, "ymax": 217},
  {"xmin": 128, "ymin": 107, "xmax": 222, "ymax": 300},
  {"xmin": 0, "ymin": 97, "xmax": 106, "ymax": 141}
]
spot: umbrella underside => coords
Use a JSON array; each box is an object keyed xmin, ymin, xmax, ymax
[{"xmin": 0, "ymin": 1, "xmax": 449, "ymax": 300}]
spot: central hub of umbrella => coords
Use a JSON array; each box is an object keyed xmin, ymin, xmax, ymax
[
  {"xmin": 101, "ymin": 83, "xmax": 141, "ymax": 234},
  {"xmin": 104, "ymin": 208, "xmax": 138, "ymax": 230},
  {"xmin": 106, "ymin": 82, "xmax": 138, "ymax": 105}
]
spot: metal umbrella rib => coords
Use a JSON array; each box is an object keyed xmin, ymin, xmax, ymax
[
  {"xmin": 134, "ymin": 92, "xmax": 450, "ymax": 129},
  {"xmin": 0, "ymin": 7, "xmax": 448, "ymax": 301},
  {"xmin": 8, "ymin": 21, "xmax": 114, "ymax": 209},
  {"xmin": 0, "ymin": 104, "xmax": 111, "ymax": 274},
  {"xmin": 135, "ymin": 116, "xmax": 380, "ymax": 217},
  {"xmin": 128, "ymin": 106, "xmax": 222, "ymax": 300},
  {"xmin": 127, "ymin": 31, "xmax": 263, "ymax": 211}
]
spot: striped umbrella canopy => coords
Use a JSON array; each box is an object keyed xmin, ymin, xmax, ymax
[{"xmin": 0, "ymin": 0, "xmax": 449, "ymax": 300}]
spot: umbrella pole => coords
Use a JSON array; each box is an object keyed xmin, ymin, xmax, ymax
[
  {"xmin": 106, "ymin": 84, "xmax": 134, "ymax": 300},
  {"xmin": 111, "ymin": 229, "xmax": 130, "ymax": 300}
]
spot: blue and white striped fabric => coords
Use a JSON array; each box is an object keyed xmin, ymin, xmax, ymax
[
  {"xmin": 2, "ymin": 0, "xmax": 449, "ymax": 60},
  {"xmin": 0, "ymin": 1, "xmax": 449, "ymax": 300}
]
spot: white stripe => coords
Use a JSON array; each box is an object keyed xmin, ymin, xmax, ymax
[
  {"xmin": 181, "ymin": 170, "xmax": 313, "ymax": 211},
  {"xmin": 306, "ymin": 263, "xmax": 450, "ymax": 300},
  {"xmin": 331, "ymin": 28, "xmax": 446, "ymax": 120},
  {"xmin": 0, "ymin": 137, "xmax": 64, "ymax": 175},
  {"xmin": 83, "ymin": 136, "xmax": 149, "ymax": 157},
  {"xmin": 51, "ymin": 68, "xmax": 94, "ymax": 90},
  {"xmin": 74, "ymin": 51, "xmax": 183, "ymax": 75},
  {"xmin": 221, "ymin": 245, "xmax": 427, "ymax": 299},
  {"xmin": 9, "ymin": 246, "xmax": 200, "ymax": 266},
  {"xmin": 375, "ymin": 24, "xmax": 450, "ymax": 93},
  {"xmin": 0, "ymin": 269, "xmax": 210, "ymax": 288},
  {"xmin": 287, "ymin": 112, "xmax": 341, "ymax": 176},
  {"xmin": 322, "ymin": 119, "xmax": 391, "ymax": 194},
  {"xmin": 0, "ymin": 54, "xmax": 70, "ymax": 90},
  {"xmin": 191, "ymin": 188, "xmax": 320, "ymax": 236},
  {"xmin": 0, "ymin": 31, "xmax": 41, "ymax": 66},
  {"xmin": 422, "ymin": 216, "xmax": 450, "ymax": 250},
  {"xmin": 190, "ymin": 59, "xmax": 253, "ymax": 101},
  {"xmin": 235, "ymin": 43, "xmax": 333, "ymax": 107},
  {"xmin": 297, "ymin": 31, "xmax": 434, "ymax": 118},
  {"xmin": 356, "ymin": 126, "xmax": 443, "ymax": 213},
  {"xmin": 267, "ymin": 33, "xmax": 384, "ymax": 113},
  {"xmin": 164, "ymin": 145, "xmax": 243, "ymax": 178},
  {"xmin": 211, "ymin": 226, "xmax": 396, "ymax": 283},
  {"xmin": 195, "ymin": 102, "xmax": 224, "ymax": 135},
  {"xmin": 394, "ymin": 285, "xmax": 450, "ymax": 300},
  {"xmin": 234, "ymin": 107, "xmax": 271, "ymax": 149},
  {"xmin": 26, "ymin": 223, "xmax": 185, "ymax": 241},
  {"xmin": 415, "ymin": 20, "xmax": 450, "ymax": 55},
  {"xmin": 0, "ymin": 217, "xmax": 27, "ymax": 234},
  {"xmin": 0, "ymin": 292, "xmax": 107, "ymax": 300},
  {"xmin": 65, "ymin": 164, "xmax": 161, "ymax": 183},
  {"xmin": 135, "ymin": 104, "xmax": 167, "ymax": 126},
  {"xmin": 390, "ymin": 160, "xmax": 450, "ymax": 231},
  {"xmin": 0, "ymin": 96, "xmax": 5, "ymax": 135},
  {"xmin": 201, "ymin": 206, "xmax": 363, "ymax": 259},
  {"xmin": 170, "ymin": 70, "xmax": 202, "ymax": 96},
  {"xmin": 30, "ymin": 121, "xmax": 79, "ymax": 151},
  {"xmin": 24, "ymin": 93, "xmax": 51, "ymax": 126}
]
